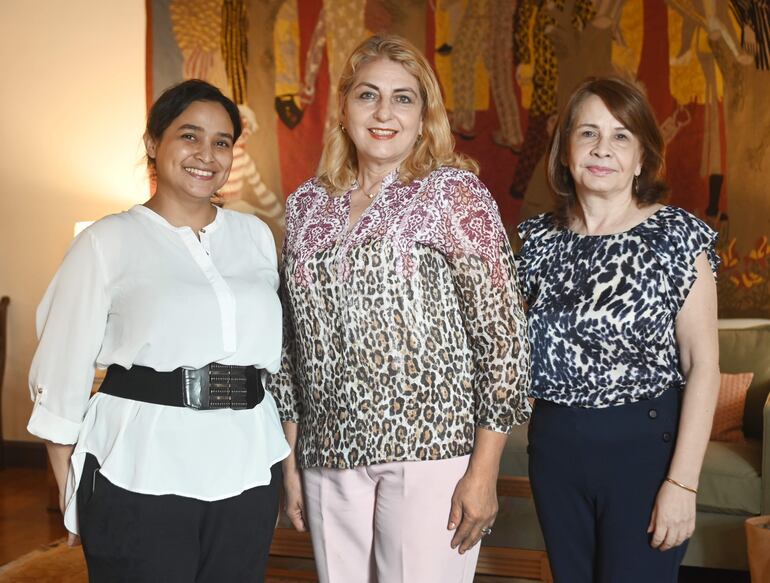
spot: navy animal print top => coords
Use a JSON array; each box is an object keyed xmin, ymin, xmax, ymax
[{"xmin": 516, "ymin": 206, "xmax": 719, "ymax": 408}]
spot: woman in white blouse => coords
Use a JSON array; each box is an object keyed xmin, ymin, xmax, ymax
[{"xmin": 28, "ymin": 80, "xmax": 289, "ymax": 582}]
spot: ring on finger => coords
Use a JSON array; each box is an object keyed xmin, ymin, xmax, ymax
[{"xmin": 481, "ymin": 527, "xmax": 493, "ymax": 536}]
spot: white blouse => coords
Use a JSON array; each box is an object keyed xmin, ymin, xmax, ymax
[{"xmin": 27, "ymin": 204, "xmax": 290, "ymax": 534}]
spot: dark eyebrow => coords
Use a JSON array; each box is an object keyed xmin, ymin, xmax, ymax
[{"xmin": 178, "ymin": 123, "xmax": 234, "ymax": 142}]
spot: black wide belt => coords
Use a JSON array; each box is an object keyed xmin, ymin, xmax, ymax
[{"xmin": 99, "ymin": 364, "xmax": 265, "ymax": 410}]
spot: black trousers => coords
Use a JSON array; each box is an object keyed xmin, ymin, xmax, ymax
[
  {"xmin": 528, "ymin": 388, "xmax": 688, "ymax": 583},
  {"xmin": 77, "ymin": 453, "xmax": 281, "ymax": 583}
]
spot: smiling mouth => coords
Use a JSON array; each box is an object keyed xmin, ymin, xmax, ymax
[
  {"xmin": 184, "ymin": 167, "xmax": 215, "ymax": 178},
  {"xmin": 369, "ymin": 128, "xmax": 398, "ymax": 139}
]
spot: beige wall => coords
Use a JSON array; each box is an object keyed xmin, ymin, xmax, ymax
[{"xmin": 0, "ymin": 1, "xmax": 147, "ymax": 441}]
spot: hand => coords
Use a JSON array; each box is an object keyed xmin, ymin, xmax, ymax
[
  {"xmin": 647, "ymin": 480, "xmax": 696, "ymax": 551},
  {"xmin": 283, "ymin": 465, "xmax": 307, "ymax": 532},
  {"xmin": 447, "ymin": 469, "xmax": 498, "ymax": 554}
]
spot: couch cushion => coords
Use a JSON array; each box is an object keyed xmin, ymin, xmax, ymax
[
  {"xmin": 697, "ymin": 439, "xmax": 762, "ymax": 515},
  {"xmin": 711, "ymin": 372, "xmax": 754, "ymax": 442},
  {"xmin": 718, "ymin": 325, "xmax": 770, "ymax": 439}
]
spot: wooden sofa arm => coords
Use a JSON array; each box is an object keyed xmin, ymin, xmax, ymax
[{"xmin": 497, "ymin": 475, "xmax": 533, "ymax": 498}]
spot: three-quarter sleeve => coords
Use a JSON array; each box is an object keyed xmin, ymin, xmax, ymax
[
  {"xmin": 27, "ymin": 229, "xmax": 110, "ymax": 444},
  {"xmin": 436, "ymin": 173, "xmax": 531, "ymax": 432}
]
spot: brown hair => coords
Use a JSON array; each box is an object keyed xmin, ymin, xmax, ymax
[
  {"xmin": 317, "ymin": 35, "xmax": 477, "ymax": 194},
  {"xmin": 546, "ymin": 76, "xmax": 668, "ymax": 225}
]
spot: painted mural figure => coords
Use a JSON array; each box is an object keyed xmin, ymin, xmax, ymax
[
  {"xmin": 169, "ymin": 0, "xmax": 283, "ymax": 229},
  {"xmin": 449, "ymin": 0, "xmax": 523, "ymax": 149},
  {"xmin": 709, "ymin": 0, "xmax": 770, "ymax": 315},
  {"xmin": 215, "ymin": 104, "xmax": 285, "ymax": 226},
  {"xmin": 510, "ymin": 0, "xmax": 595, "ymax": 199},
  {"xmin": 667, "ymin": 0, "xmax": 751, "ymax": 221}
]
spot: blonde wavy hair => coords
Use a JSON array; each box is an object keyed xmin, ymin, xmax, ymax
[{"xmin": 317, "ymin": 35, "xmax": 478, "ymax": 195}]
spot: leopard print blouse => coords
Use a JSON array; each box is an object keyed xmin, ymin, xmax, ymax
[
  {"xmin": 268, "ymin": 166, "xmax": 531, "ymax": 470},
  {"xmin": 516, "ymin": 206, "xmax": 719, "ymax": 408}
]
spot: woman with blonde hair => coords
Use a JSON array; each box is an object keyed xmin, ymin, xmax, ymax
[{"xmin": 270, "ymin": 35, "xmax": 531, "ymax": 583}]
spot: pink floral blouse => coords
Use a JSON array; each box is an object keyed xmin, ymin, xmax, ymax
[{"xmin": 268, "ymin": 166, "xmax": 531, "ymax": 469}]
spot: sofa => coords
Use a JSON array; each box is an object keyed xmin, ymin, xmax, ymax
[{"xmin": 484, "ymin": 319, "xmax": 770, "ymax": 574}]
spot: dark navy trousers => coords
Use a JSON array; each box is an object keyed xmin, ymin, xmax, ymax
[{"xmin": 528, "ymin": 388, "xmax": 688, "ymax": 583}]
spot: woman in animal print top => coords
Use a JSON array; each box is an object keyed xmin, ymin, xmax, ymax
[
  {"xmin": 517, "ymin": 76, "xmax": 720, "ymax": 583},
  {"xmin": 268, "ymin": 35, "xmax": 531, "ymax": 583}
]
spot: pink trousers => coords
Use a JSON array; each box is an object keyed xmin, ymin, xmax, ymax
[{"xmin": 302, "ymin": 455, "xmax": 480, "ymax": 583}]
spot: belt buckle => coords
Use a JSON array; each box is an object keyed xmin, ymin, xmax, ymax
[{"xmin": 183, "ymin": 364, "xmax": 249, "ymax": 410}]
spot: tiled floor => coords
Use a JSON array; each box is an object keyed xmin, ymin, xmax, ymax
[{"xmin": 0, "ymin": 467, "xmax": 751, "ymax": 582}]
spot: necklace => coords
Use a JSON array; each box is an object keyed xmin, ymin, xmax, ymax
[{"xmin": 361, "ymin": 183, "xmax": 381, "ymax": 200}]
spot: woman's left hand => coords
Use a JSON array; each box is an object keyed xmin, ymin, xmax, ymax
[
  {"xmin": 647, "ymin": 480, "xmax": 696, "ymax": 551},
  {"xmin": 448, "ymin": 468, "xmax": 498, "ymax": 554}
]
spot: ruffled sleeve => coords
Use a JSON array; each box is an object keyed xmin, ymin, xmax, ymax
[
  {"xmin": 515, "ymin": 213, "xmax": 557, "ymax": 306},
  {"xmin": 640, "ymin": 207, "xmax": 720, "ymax": 315}
]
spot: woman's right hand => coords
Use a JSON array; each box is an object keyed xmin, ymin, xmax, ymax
[{"xmin": 282, "ymin": 464, "xmax": 307, "ymax": 532}]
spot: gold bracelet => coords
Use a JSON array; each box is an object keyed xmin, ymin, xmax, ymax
[{"xmin": 665, "ymin": 477, "xmax": 698, "ymax": 494}]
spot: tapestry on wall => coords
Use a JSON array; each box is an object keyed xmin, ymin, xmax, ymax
[{"xmin": 148, "ymin": 0, "xmax": 770, "ymax": 318}]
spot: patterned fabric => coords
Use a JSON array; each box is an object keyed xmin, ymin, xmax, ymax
[
  {"xmin": 487, "ymin": 0, "xmax": 523, "ymax": 146},
  {"xmin": 711, "ymin": 372, "xmax": 754, "ymax": 442},
  {"xmin": 510, "ymin": 0, "xmax": 595, "ymax": 197},
  {"xmin": 450, "ymin": 0, "xmax": 522, "ymax": 145},
  {"xmin": 451, "ymin": 0, "xmax": 490, "ymax": 134},
  {"xmin": 516, "ymin": 206, "xmax": 720, "ymax": 408},
  {"xmin": 321, "ymin": 0, "xmax": 367, "ymax": 135},
  {"xmin": 269, "ymin": 167, "xmax": 531, "ymax": 469},
  {"xmin": 513, "ymin": 0, "xmax": 595, "ymax": 116}
]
